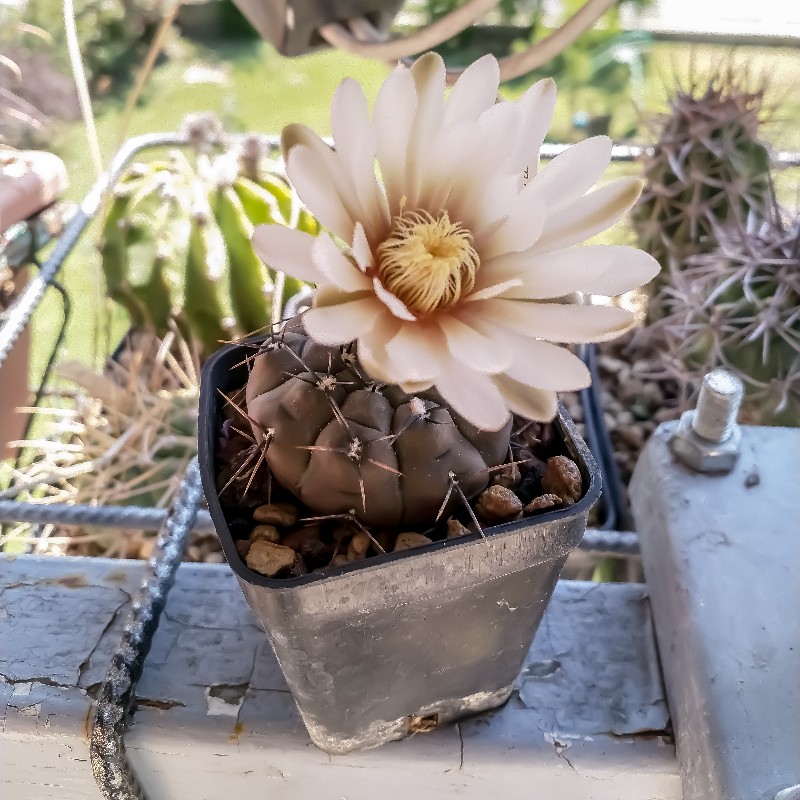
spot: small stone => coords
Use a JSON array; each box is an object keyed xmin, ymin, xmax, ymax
[
  {"xmin": 617, "ymin": 410, "xmax": 635, "ymax": 426},
  {"xmin": 524, "ymin": 494, "xmax": 564, "ymax": 514},
  {"xmin": 249, "ymin": 524, "xmax": 281, "ymax": 544},
  {"xmin": 235, "ymin": 539, "xmax": 251, "ymax": 559},
  {"xmin": 205, "ymin": 552, "xmax": 225, "ymax": 564},
  {"xmin": 541, "ymin": 456, "xmax": 583, "ymax": 505},
  {"xmin": 603, "ymin": 412, "xmax": 617, "ymax": 433},
  {"xmin": 393, "ymin": 532, "xmax": 433, "ymax": 552},
  {"xmin": 245, "ymin": 540, "xmax": 297, "ymax": 577},
  {"xmin": 617, "ymin": 425, "xmax": 645, "ymax": 448},
  {"xmin": 282, "ymin": 526, "xmax": 320, "ymax": 550},
  {"xmin": 253, "ymin": 502, "xmax": 298, "ymax": 527},
  {"xmin": 475, "ymin": 485, "xmax": 523, "ymax": 521},
  {"xmin": 598, "ymin": 355, "xmax": 627, "ymax": 375},
  {"xmin": 187, "ymin": 545, "xmax": 203, "ymax": 562},
  {"xmin": 330, "ymin": 554, "xmax": 350, "ymax": 567},
  {"xmin": 347, "ymin": 531, "xmax": 371, "ymax": 561},
  {"xmin": 446, "ymin": 518, "xmax": 470, "ymax": 538}
]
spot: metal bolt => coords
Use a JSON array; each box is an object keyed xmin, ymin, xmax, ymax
[
  {"xmin": 669, "ymin": 369, "xmax": 744, "ymax": 474},
  {"xmin": 774, "ymin": 785, "xmax": 800, "ymax": 800},
  {"xmin": 692, "ymin": 369, "xmax": 744, "ymax": 442}
]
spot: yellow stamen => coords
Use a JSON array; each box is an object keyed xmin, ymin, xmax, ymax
[{"xmin": 375, "ymin": 210, "xmax": 479, "ymax": 315}]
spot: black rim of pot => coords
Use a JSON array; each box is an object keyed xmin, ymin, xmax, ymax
[{"xmin": 198, "ymin": 334, "xmax": 602, "ymax": 588}]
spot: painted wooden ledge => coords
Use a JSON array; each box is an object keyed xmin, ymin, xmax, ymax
[{"xmin": 1, "ymin": 555, "xmax": 678, "ymax": 799}]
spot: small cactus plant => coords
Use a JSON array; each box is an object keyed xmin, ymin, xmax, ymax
[
  {"xmin": 242, "ymin": 318, "xmax": 512, "ymax": 527},
  {"xmin": 99, "ymin": 120, "xmax": 319, "ymax": 358},
  {"xmin": 649, "ymin": 202, "xmax": 800, "ymax": 426},
  {"xmin": 632, "ymin": 72, "xmax": 774, "ymax": 294}
]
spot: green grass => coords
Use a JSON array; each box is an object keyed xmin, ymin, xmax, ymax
[{"xmin": 30, "ymin": 36, "xmax": 800, "ymax": 384}]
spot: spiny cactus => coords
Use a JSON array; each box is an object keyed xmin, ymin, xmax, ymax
[
  {"xmin": 99, "ymin": 125, "xmax": 319, "ymax": 358},
  {"xmin": 237, "ymin": 318, "xmax": 512, "ymax": 527},
  {"xmin": 649, "ymin": 204, "xmax": 800, "ymax": 426},
  {"xmin": 632, "ymin": 73, "xmax": 774, "ymax": 294}
]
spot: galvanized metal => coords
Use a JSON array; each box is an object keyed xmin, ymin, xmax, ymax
[
  {"xmin": 631, "ymin": 422, "xmax": 800, "ymax": 800},
  {"xmin": 89, "ymin": 458, "xmax": 204, "ymax": 800},
  {"xmin": 199, "ymin": 338, "xmax": 601, "ymax": 754}
]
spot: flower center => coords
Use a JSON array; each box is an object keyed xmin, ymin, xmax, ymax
[{"xmin": 375, "ymin": 210, "xmax": 479, "ymax": 315}]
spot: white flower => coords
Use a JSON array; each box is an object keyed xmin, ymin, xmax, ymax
[{"xmin": 253, "ymin": 53, "xmax": 659, "ymax": 430}]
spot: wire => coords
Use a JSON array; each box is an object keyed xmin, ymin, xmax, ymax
[
  {"xmin": 322, "ymin": 0, "xmax": 618, "ymax": 84},
  {"xmin": 318, "ymin": 0, "xmax": 500, "ymax": 61}
]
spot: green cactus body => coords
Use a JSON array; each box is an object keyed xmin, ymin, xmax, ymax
[
  {"xmin": 233, "ymin": 176, "xmax": 284, "ymax": 226},
  {"xmin": 653, "ymin": 211, "xmax": 800, "ymax": 426},
  {"xmin": 244, "ymin": 319, "xmax": 512, "ymax": 526},
  {"xmin": 212, "ymin": 186, "xmax": 273, "ymax": 336},
  {"xmin": 633, "ymin": 80, "xmax": 773, "ymax": 300},
  {"xmin": 182, "ymin": 214, "xmax": 229, "ymax": 356},
  {"xmin": 99, "ymin": 193, "xmax": 149, "ymax": 328}
]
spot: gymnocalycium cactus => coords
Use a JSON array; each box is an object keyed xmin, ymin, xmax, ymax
[
  {"xmin": 632, "ymin": 72, "xmax": 774, "ymax": 292},
  {"xmin": 231, "ymin": 53, "xmax": 658, "ymax": 530},
  {"xmin": 100, "ymin": 117, "xmax": 319, "ymax": 358},
  {"xmin": 650, "ymin": 202, "xmax": 800, "ymax": 427}
]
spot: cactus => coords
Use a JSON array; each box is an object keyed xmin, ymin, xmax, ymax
[
  {"xmin": 240, "ymin": 318, "xmax": 513, "ymax": 527},
  {"xmin": 98, "ymin": 123, "xmax": 319, "ymax": 358},
  {"xmin": 632, "ymin": 72, "xmax": 774, "ymax": 295},
  {"xmin": 649, "ymin": 203, "xmax": 800, "ymax": 427}
]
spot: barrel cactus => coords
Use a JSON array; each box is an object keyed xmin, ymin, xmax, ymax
[
  {"xmin": 651, "ymin": 204, "xmax": 800, "ymax": 427},
  {"xmin": 99, "ymin": 117, "xmax": 319, "ymax": 358},
  {"xmin": 244, "ymin": 317, "xmax": 511, "ymax": 526},
  {"xmin": 632, "ymin": 72, "xmax": 773, "ymax": 294}
]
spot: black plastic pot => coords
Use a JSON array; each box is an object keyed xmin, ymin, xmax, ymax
[{"xmin": 199, "ymin": 337, "xmax": 601, "ymax": 755}]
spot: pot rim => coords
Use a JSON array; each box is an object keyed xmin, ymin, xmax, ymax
[{"xmin": 199, "ymin": 334, "xmax": 601, "ymax": 590}]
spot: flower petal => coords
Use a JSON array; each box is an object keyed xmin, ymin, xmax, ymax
[
  {"xmin": 435, "ymin": 360, "xmax": 511, "ymax": 431},
  {"xmin": 532, "ymin": 177, "xmax": 643, "ymax": 254},
  {"xmin": 405, "ymin": 52, "xmax": 447, "ymax": 208},
  {"xmin": 509, "ymin": 78, "xmax": 557, "ymax": 184},
  {"xmin": 384, "ymin": 322, "xmax": 447, "ymax": 381},
  {"xmin": 330, "ymin": 78, "xmax": 389, "ymax": 239},
  {"xmin": 373, "ymin": 65, "xmax": 417, "ymax": 215},
  {"xmin": 476, "ymin": 298, "xmax": 637, "ymax": 343},
  {"xmin": 444, "ymin": 54, "xmax": 499, "ymax": 127},
  {"xmin": 492, "ymin": 373, "xmax": 557, "ymax": 422},
  {"xmin": 357, "ymin": 313, "xmax": 403, "ymax": 383},
  {"xmin": 373, "ymin": 277, "xmax": 417, "ymax": 321},
  {"xmin": 528, "ymin": 136, "xmax": 612, "ymax": 211},
  {"xmin": 498, "ymin": 245, "xmax": 661, "ymax": 300},
  {"xmin": 463, "ymin": 278, "xmax": 523, "ymax": 303},
  {"xmin": 503, "ymin": 337, "xmax": 590, "ymax": 391},
  {"xmin": 351, "ymin": 222, "xmax": 373, "ymax": 271},
  {"xmin": 481, "ymin": 191, "xmax": 547, "ymax": 260},
  {"xmin": 252, "ymin": 225, "xmax": 321, "ymax": 283},
  {"xmin": 438, "ymin": 313, "xmax": 511, "ymax": 374},
  {"xmin": 303, "ymin": 296, "xmax": 384, "ymax": 345},
  {"xmin": 286, "ymin": 145, "xmax": 354, "ymax": 241},
  {"xmin": 312, "ymin": 234, "xmax": 371, "ymax": 292}
]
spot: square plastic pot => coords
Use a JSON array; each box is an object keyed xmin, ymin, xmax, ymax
[{"xmin": 198, "ymin": 336, "xmax": 601, "ymax": 755}]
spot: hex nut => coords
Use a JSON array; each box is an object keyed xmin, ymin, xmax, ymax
[{"xmin": 669, "ymin": 411, "xmax": 741, "ymax": 474}]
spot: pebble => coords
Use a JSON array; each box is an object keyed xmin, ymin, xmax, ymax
[
  {"xmin": 617, "ymin": 425, "xmax": 644, "ymax": 448},
  {"xmin": 249, "ymin": 524, "xmax": 281, "ymax": 544},
  {"xmin": 446, "ymin": 519, "xmax": 470, "ymax": 538},
  {"xmin": 245, "ymin": 540, "xmax": 297, "ymax": 577},
  {"xmin": 475, "ymin": 485, "xmax": 523, "ymax": 521},
  {"xmin": 491, "ymin": 461, "xmax": 520, "ymax": 489},
  {"xmin": 524, "ymin": 494, "xmax": 563, "ymax": 514},
  {"xmin": 282, "ymin": 526, "xmax": 320, "ymax": 550},
  {"xmin": 347, "ymin": 532, "xmax": 371, "ymax": 561},
  {"xmin": 541, "ymin": 456, "xmax": 583, "ymax": 505},
  {"xmin": 205, "ymin": 552, "xmax": 225, "ymax": 564},
  {"xmin": 393, "ymin": 532, "xmax": 433, "ymax": 551},
  {"xmin": 253, "ymin": 503, "xmax": 298, "ymax": 527},
  {"xmin": 235, "ymin": 539, "xmax": 251, "ymax": 559}
]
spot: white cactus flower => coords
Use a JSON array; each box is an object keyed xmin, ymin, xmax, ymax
[{"xmin": 253, "ymin": 53, "xmax": 659, "ymax": 430}]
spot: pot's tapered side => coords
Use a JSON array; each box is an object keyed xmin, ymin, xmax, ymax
[{"xmin": 199, "ymin": 337, "xmax": 600, "ymax": 755}]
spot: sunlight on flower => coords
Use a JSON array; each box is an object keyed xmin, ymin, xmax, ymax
[{"xmin": 252, "ymin": 53, "xmax": 659, "ymax": 430}]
